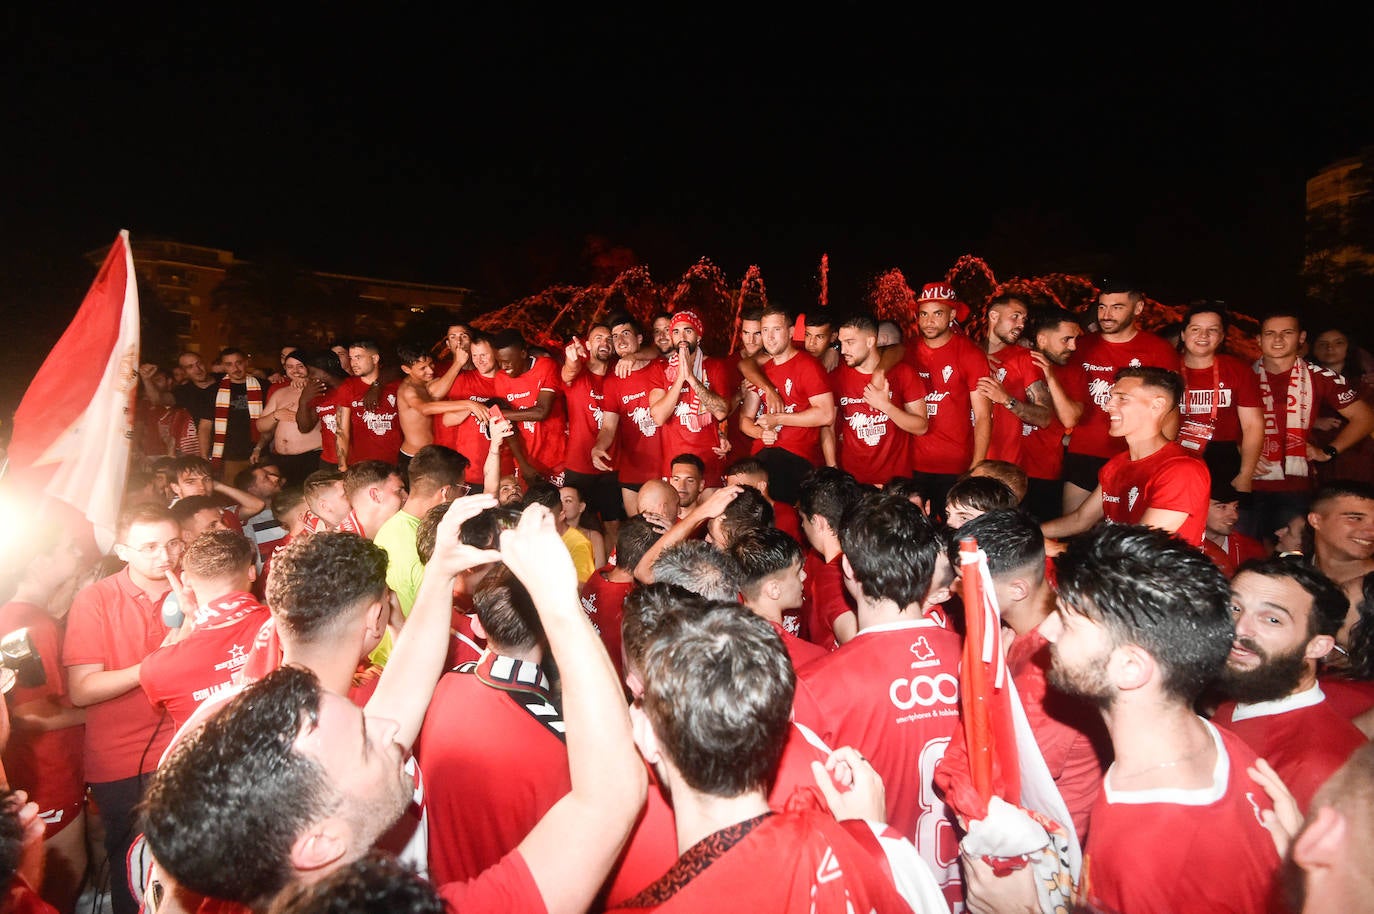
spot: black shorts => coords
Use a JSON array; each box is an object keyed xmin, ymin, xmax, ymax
[
  {"xmin": 563, "ymin": 468, "xmax": 628, "ymax": 522},
  {"xmin": 1062, "ymin": 452, "xmax": 1110, "ymax": 492}
]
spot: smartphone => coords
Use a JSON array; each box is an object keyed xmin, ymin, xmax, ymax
[{"xmin": 488, "ymin": 405, "xmax": 504, "ymax": 423}]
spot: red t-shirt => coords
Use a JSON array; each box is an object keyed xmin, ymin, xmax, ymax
[
  {"xmin": 1200, "ymin": 531, "xmax": 1268, "ymax": 579},
  {"xmin": 1318, "ymin": 675, "xmax": 1374, "ymax": 720},
  {"xmin": 494, "ymin": 356, "xmax": 567, "ymax": 476},
  {"xmin": 439, "ymin": 848, "xmax": 547, "ymax": 913},
  {"xmin": 611, "ymin": 809, "xmax": 912, "ymax": 914},
  {"xmin": 758, "ymin": 352, "xmax": 832, "ymax": 465},
  {"xmin": 335, "ymin": 377, "xmax": 402, "ymax": 465},
  {"xmin": 1098, "ymin": 441, "xmax": 1210, "ymax": 546},
  {"xmin": 800, "ymin": 551, "xmax": 854, "ymax": 651},
  {"xmin": 603, "ymin": 364, "xmax": 666, "ymax": 486},
  {"xmin": 138, "ymin": 593, "xmax": 270, "ymax": 731},
  {"xmin": 1255, "ymin": 363, "xmax": 1359, "ymax": 493},
  {"xmin": 906, "ymin": 333, "xmax": 990, "ymax": 475},
  {"xmin": 772, "ymin": 501, "xmax": 803, "ymax": 546},
  {"xmin": 1021, "ymin": 411, "xmax": 1069, "ymax": 482},
  {"xmin": 415, "ymin": 653, "xmax": 571, "ymax": 886},
  {"xmin": 987, "ymin": 344, "xmax": 1045, "ymax": 465},
  {"xmin": 580, "ymin": 568, "xmax": 634, "ymax": 682},
  {"xmin": 1006, "ymin": 624, "xmax": 1112, "ymax": 842},
  {"xmin": 1212, "ymin": 686, "xmax": 1367, "ymax": 811},
  {"xmin": 309, "ymin": 389, "xmax": 341, "ymax": 464},
  {"xmin": 61, "ymin": 569, "xmax": 173, "ymax": 782},
  {"xmin": 1064, "ymin": 331, "xmax": 1180, "ymax": 459},
  {"xmin": 564, "ymin": 368, "xmax": 609, "ymax": 475},
  {"xmin": 0, "ymin": 601, "xmax": 85, "ymax": 828},
  {"xmin": 435, "ymin": 371, "xmax": 510, "ymax": 486},
  {"xmin": 655, "ymin": 356, "xmax": 733, "ymax": 482},
  {"xmin": 1178, "ymin": 354, "xmax": 1263, "ymax": 452},
  {"xmin": 1077, "ymin": 722, "xmax": 1281, "ymax": 914},
  {"xmin": 793, "ymin": 617, "xmax": 964, "ymax": 909},
  {"xmin": 767, "ymin": 618, "xmax": 828, "ymax": 671},
  {"xmin": 831, "ymin": 362, "xmax": 925, "ymax": 485}
]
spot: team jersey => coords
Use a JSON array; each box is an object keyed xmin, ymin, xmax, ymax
[
  {"xmin": 793, "ymin": 617, "xmax": 964, "ymax": 909},
  {"xmin": 1200, "ymin": 531, "xmax": 1268, "ymax": 579},
  {"xmin": 1318, "ymin": 675, "xmax": 1374, "ymax": 721},
  {"xmin": 335, "ymin": 377, "xmax": 402, "ymax": 465},
  {"xmin": 494, "ymin": 356, "xmax": 567, "ymax": 476},
  {"xmin": 563, "ymin": 367, "xmax": 609, "ymax": 475},
  {"xmin": 758, "ymin": 351, "xmax": 832, "ymax": 465},
  {"xmin": 309, "ymin": 389, "xmax": 341, "ymax": 464},
  {"xmin": 579, "ymin": 568, "xmax": 634, "ymax": 684},
  {"xmin": 1212, "ymin": 684, "xmax": 1367, "ymax": 811},
  {"xmin": 138, "ymin": 593, "xmax": 269, "ymax": 731},
  {"xmin": 1064, "ymin": 331, "xmax": 1180, "ymax": 459},
  {"xmin": 1178, "ymin": 354, "xmax": 1263, "ymax": 452},
  {"xmin": 831, "ymin": 361, "xmax": 925, "ymax": 485},
  {"xmin": 603, "ymin": 364, "xmax": 665, "ymax": 486},
  {"xmin": 906, "ymin": 333, "xmax": 990, "ymax": 475},
  {"xmin": 655, "ymin": 355, "xmax": 733, "ymax": 482},
  {"xmin": 611, "ymin": 810, "xmax": 914, "ymax": 914},
  {"xmin": 1076, "ymin": 721, "xmax": 1281, "ymax": 914},
  {"xmin": 1098, "ymin": 441, "xmax": 1210, "ymax": 546},
  {"xmin": 61, "ymin": 569, "xmax": 173, "ymax": 782},
  {"xmin": 800, "ymin": 551, "xmax": 854, "ymax": 651},
  {"xmin": 1254, "ymin": 362, "xmax": 1359, "ymax": 492},
  {"xmin": 438, "ymin": 848, "xmax": 546, "ymax": 912},
  {"xmin": 986, "ymin": 343, "xmax": 1045, "ymax": 465},
  {"xmin": 766, "ymin": 618, "xmax": 828, "ymax": 670},
  {"xmin": 435, "ymin": 370, "xmax": 508, "ymax": 486},
  {"xmin": 0, "ymin": 601, "xmax": 85, "ymax": 835},
  {"xmin": 415, "ymin": 653, "xmax": 571, "ymax": 886}
]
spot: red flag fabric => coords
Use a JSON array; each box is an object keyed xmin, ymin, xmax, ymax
[
  {"xmin": 3, "ymin": 231, "xmax": 140, "ymax": 551},
  {"xmin": 957, "ymin": 536, "xmax": 1021, "ymax": 806}
]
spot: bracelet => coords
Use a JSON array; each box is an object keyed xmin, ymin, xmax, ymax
[
  {"xmin": 1004, "ymin": 397, "xmax": 1019, "ymax": 411},
  {"xmin": 1323, "ymin": 444, "xmax": 1339, "ymax": 460}
]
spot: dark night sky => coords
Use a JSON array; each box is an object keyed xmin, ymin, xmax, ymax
[{"xmin": 5, "ymin": 10, "xmax": 1374, "ymax": 340}]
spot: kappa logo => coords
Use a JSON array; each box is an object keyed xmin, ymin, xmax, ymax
[
  {"xmin": 910, "ymin": 636, "xmax": 936, "ymax": 665},
  {"xmin": 1127, "ymin": 486, "xmax": 1140, "ymax": 512},
  {"xmin": 941, "ymin": 365, "xmax": 953, "ymax": 384}
]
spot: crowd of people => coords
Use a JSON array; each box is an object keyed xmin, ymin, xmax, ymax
[{"xmin": 2, "ymin": 276, "xmax": 1374, "ymax": 913}]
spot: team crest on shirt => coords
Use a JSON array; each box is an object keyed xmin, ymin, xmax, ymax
[
  {"xmin": 942, "ymin": 365, "xmax": 953, "ymax": 384},
  {"xmin": 995, "ymin": 367, "xmax": 1007, "ymax": 382},
  {"xmin": 387, "ymin": 392, "xmax": 397, "ymax": 407},
  {"xmin": 784, "ymin": 378, "xmax": 794, "ymax": 397},
  {"xmin": 1128, "ymin": 486, "xmax": 1140, "ymax": 512},
  {"xmin": 909, "ymin": 636, "xmax": 937, "ymax": 667}
]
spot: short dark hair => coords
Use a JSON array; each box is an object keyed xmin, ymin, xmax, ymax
[
  {"xmin": 730, "ymin": 527, "xmax": 804, "ymax": 601},
  {"xmin": 473, "ymin": 566, "xmax": 544, "ymax": 652},
  {"xmin": 183, "ymin": 529, "xmax": 256, "ymax": 580},
  {"xmin": 272, "ymin": 487, "xmax": 306, "ymax": 522},
  {"xmin": 1115, "ymin": 365, "xmax": 1184, "ymax": 411},
  {"xmin": 803, "ymin": 309, "xmax": 834, "ymax": 330},
  {"xmin": 406, "ymin": 445, "xmax": 468, "ymax": 497},
  {"xmin": 522, "ymin": 482, "xmax": 562, "ymax": 513},
  {"xmin": 882, "ymin": 476, "xmax": 928, "ymax": 505},
  {"xmin": 838, "ymin": 313, "xmax": 878, "ymax": 335},
  {"xmin": 267, "ymin": 852, "xmax": 444, "ymax": 914},
  {"xmin": 141, "ymin": 666, "xmax": 334, "ymax": 908},
  {"xmin": 348, "ymin": 339, "xmax": 382, "ymax": 356},
  {"xmin": 797, "ymin": 466, "xmax": 867, "ymax": 531},
  {"xmin": 303, "ymin": 470, "xmax": 344, "ymax": 502},
  {"xmin": 615, "ymin": 516, "xmax": 663, "ymax": 576},
  {"xmin": 640, "ymin": 604, "xmax": 793, "ymax": 797},
  {"xmin": 964, "ymin": 460, "xmax": 1029, "ymax": 503},
  {"xmin": 1029, "ymin": 307, "xmax": 1082, "ymax": 339},
  {"xmin": 218, "ymin": 347, "xmax": 248, "ymax": 361},
  {"xmin": 652, "ymin": 541, "xmax": 741, "ymax": 602},
  {"xmin": 714, "ymin": 487, "xmax": 774, "ymax": 549},
  {"xmin": 416, "ymin": 503, "xmax": 521, "ymax": 565},
  {"xmin": 302, "ymin": 349, "xmax": 348, "ymax": 379},
  {"xmin": 722, "ymin": 456, "xmax": 767, "ymax": 481},
  {"xmin": 266, "ymin": 533, "xmax": 388, "ymax": 643},
  {"xmin": 839, "ymin": 492, "xmax": 939, "ymax": 609},
  {"xmin": 945, "ymin": 475, "xmax": 1020, "ymax": 521},
  {"xmin": 947, "ymin": 510, "xmax": 1045, "ymax": 585},
  {"xmin": 740, "ymin": 306, "xmax": 765, "ymax": 323},
  {"xmin": 621, "ymin": 583, "xmax": 707, "ymax": 676},
  {"xmin": 1311, "ymin": 479, "xmax": 1374, "ymax": 514},
  {"xmin": 761, "ymin": 303, "xmax": 793, "ymax": 325},
  {"xmin": 491, "ymin": 329, "xmax": 526, "ymax": 352},
  {"xmin": 608, "ymin": 312, "xmax": 643, "ymax": 337},
  {"xmin": 1055, "ymin": 524, "xmax": 1233, "ymax": 704},
  {"xmin": 396, "ymin": 342, "xmax": 430, "ymax": 367},
  {"xmin": 1259, "ymin": 309, "xmax": 1305, "ymax": 333},
  {"xmin": 1182, "ymin": 302, "xmax": 1230, "ymax": 335},
  {"xmin": 668, "ymin": 453, "xmax": 705, "ymax": 476},
  {"xmin": 1235, "ymin": 557, "xmax": 1350, "ymax": 640},
  {"xmin": 170, "ymin": 455, "xmax": 214, "ymax": 481},
  {"xmin": 170, "ymin": 495, "xmax": 223, "ymax": 528}
]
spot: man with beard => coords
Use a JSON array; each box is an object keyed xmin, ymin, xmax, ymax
[
  {"xmin": 594, "ymin": 314, "xmax": 665, "ymax": 517},
  {"xmin": 562, "ymin": 323, "xmax": 625, "ymax": 546},
  {"xmin": 1041, "ymin": 523, "xmax": 1282, "ymax": 914},
  {"xmin": 1212, "ymin": 558, "xmax": 1366, "ymax": 811},
  {"xmin": 832, "ymin": 313, "xmax": 927, "ymax": 487},
  {"xmin": 434, "ymin": 332, "xmax": 509, "ymax": 491},
  {"xmin": 1060, "ymin": 279, "xmax": 1179, "ymax": 514},
  {"xmin": 1307, "ymin": 480, "xmax": 1374, "ymax": 586},
  {"xmin": 1177, "ymin": 303, "xmax": 1264, "ymax": 493},
  {"xmin": 335, "ymin": 340, "xmax": 402, "ymax": 472},
  {"xmin": 649, "ymin": 310, "xmax": 732, "ymax": 484},
  {"xmin": 1022, "ymin": 308, "xmax": 1085, "ymax": 521},
  {"xmin": 976, "ymin": 292, "xmax": 1052, "ymax": 466}
]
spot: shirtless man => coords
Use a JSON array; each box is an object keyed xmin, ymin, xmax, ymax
[{"xmin": 396, "ymin": 343, "xmax": 485, "ymax": 478}]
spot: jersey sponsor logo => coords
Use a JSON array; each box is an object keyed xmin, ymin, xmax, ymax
[
  {"xmin": 1127, "ymin": 486, "xmax": 1140, "ymax": 512},
  {"xmin": 212, "ymin": 643, "xmax": 249, "ymax": 674},
  {"xmin": 621, "ymin": 391, "xmax": 646, "ymax": 405},
  {"xmin": 1081, "ymin": 362, "xmax": 1115, "ymax": 373},
  {"xmin": 889, "ymin": 672, "xmax": 959, "ymax": 710},
  {"xmin": 845, "ymin": 410, "xmax": 888, "ymax": 446},
  {"xmin": 1102, "ymin": 492, "xmax": 1122, "ymax": 504}
]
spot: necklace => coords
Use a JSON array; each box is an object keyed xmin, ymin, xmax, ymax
[{"xmin": 1113, "ymin": 740, "xmax": 1211, "ymax": 781}]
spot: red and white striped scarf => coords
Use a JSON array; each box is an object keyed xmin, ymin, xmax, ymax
[
  {"xmin": 1256, "ymin": 360, "xmax": 1313, "ymax": 481},
  {"xmin": 211, "ymin": 375, "xmax": 263, "ymax": 467}
]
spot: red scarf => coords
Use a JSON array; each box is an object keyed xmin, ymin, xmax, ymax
[{"xmin": 211, "ymin": 375, "xmax": 264, "ymax": 468}]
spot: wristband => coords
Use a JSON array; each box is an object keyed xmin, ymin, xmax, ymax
[
  {"xmin": 1004, "ymin": 397, "xmax": 1019, "ymax": 411},
  {"xmin": 1323, "ymin": 444, "xmax": 1339, "ymax": 460}
]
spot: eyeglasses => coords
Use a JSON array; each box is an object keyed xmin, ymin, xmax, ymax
[{"xmin": 447, "ymin": 482, "xmax": 473, "ymax": 499}]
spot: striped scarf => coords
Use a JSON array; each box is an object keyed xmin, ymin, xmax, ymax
[{"xmin": 211, "ymin": 375, "xmax": 264, "ymax": 467}]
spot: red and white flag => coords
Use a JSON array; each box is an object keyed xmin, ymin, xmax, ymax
[{"xmin": 3, "ymin": 230, "xmax": 140, "ymax": 551}]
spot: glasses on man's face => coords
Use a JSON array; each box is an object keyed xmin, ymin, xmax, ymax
[
  {"xmin": 130, "ymin": 539, "xmax": 185, "ymax": 556},
  {"xmin": 448, "ymin": 482, "xmax": 473, "ymax": 499}
]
